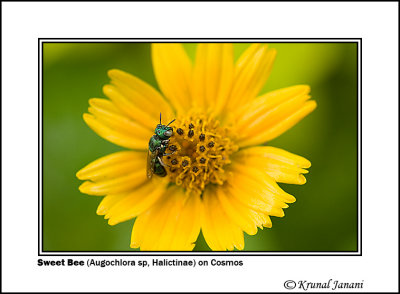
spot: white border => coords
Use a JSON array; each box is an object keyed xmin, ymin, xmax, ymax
[{"xmin": 3, "ymin": 2, "xmax": 398, "ymax": 292}]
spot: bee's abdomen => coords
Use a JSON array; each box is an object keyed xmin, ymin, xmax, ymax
[{"xmin": 154, "ymin": 160, "xmax": 167, "ymax": 177}]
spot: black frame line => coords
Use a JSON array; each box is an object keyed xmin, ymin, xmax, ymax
[{"xmin": 39, "ymin": 38, "xmax": 362, "ymax": 256}]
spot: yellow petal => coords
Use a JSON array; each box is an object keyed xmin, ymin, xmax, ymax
[
  {"xmin": 131, "ymin": 194, "xmax": 175, "ymax": 250},
  {"xmin": 78, "ymin": 170, "xmax": 147, "ymax": 196},
  {"xmin": 83, "ymin": 113, "xmax": 148, "ymax": 150},
  {"xmin": 88, "ymin": 98, "xmax": 153, "ymax": 144},
  {"xmin": 226, "ymin": 163, "xmax": 296, "ymax": 218},
  {"xmin": 234, "ymin": 146, "xmax": 311, "ymax": 185},
  {"xmin": 151, "ymin": 43, "xmax": 192, "ymax": 113},
  {"xmin": 102, "ymin": 84, "xmax": 156, "ymax": 131},
  {"xmin": 201, "ymin": 187, "xmax": 244, "ymax": 251},
  {"xmin": 130, "ymin": 187, "xmax": 201, "ymax": 251},
  {"xmin": 236, "ymin": 86, "xmax": 317, "ymax": 147},
  {"xmin": 130, "ymin": 209, "xmax": 149, "ymax": 249},
  {"xmin": 217, "ymin": 187, "xmax": 269, "ymax": 235},
  {"xmin": 96, "ymin": 193, "xmax": 128, "ymax": 215},
  {"xmin": 236, "ymin": 86, "xmax": 311, "ymax": 133},
  {"xmin": 107, "ymin": 69, "xmax": 175, "ymax": 124},
  {"xmin": 229, "ymin": 44, "xmax": 276, "ymax": 110},
  {"xmin": 78, "ymin": 150, "xmax": 147, "ymax": 196},
  {"xmin": 192, "ymin": 43, "xmax": 234, "ymax": 116},
  {"xmin": 236, "ymin": 85, "xmax": 311, "ymax": 121},
  {"xmin": 169, "ymin": 191, "xmax": 202, "ymax": 250},
  {"xmin": 106, "ymin": 178, "xmax": 168, "ymax": 225},
  {"xmin": 200, "ymin": 189, "xmax": 224, "ymax": 251},
  {"xmin": 76, "ymin": 150, "xmax": 146, "ymax": 181},
  {"xmin": 231, "ymin": 164, "xmax": 296, "ymax": 203}
]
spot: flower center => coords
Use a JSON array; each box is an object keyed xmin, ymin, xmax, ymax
[{"xmin": 165, "ymin": 112, "xmax": 238, "ymax": 195}]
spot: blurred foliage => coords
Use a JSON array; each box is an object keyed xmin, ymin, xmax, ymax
[{"xmin": 43, "ymin": 42, "xmax": 358, "ymax": 252}]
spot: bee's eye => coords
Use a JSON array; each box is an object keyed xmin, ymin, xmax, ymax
[{"xmin": 164, "ymin": 130, "xmax": 172, "ymax": 137}]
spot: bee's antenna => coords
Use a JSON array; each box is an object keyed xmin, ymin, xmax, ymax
[
  {"xmin": 159, "ymin": 112, "xmax": 162, "ymax": 124},
  {"xmin": 167, "ymin": 119, "xmax": 176, "ymax": 126}
]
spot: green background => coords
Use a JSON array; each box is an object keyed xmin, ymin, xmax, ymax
[{"xmin": 43, "ymin": 42, "xmax": 358, "ymax": 252}]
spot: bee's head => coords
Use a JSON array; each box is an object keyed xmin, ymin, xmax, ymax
[{"xmin": 155, "ymin": 124, "xmax": 173, "ymax": 139}]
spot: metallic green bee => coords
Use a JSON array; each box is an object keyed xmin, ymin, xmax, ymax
[{"xmin": 147, "ymin": 113, "xmax": 176, "ymax": 179}]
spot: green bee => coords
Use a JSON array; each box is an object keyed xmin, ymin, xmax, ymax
[{"xmin": 147, "ymin": 113, "xmax": 176, "ymax": 179}]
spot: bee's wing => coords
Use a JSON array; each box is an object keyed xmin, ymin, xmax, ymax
[{"xmin": 146, "ymin": 150, "xmax": 156, "ymax": 179}]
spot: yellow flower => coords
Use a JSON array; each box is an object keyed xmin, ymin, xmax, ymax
[{"xmin": 76, "ymin": 43, "xmax": 316, "ymax": 251}]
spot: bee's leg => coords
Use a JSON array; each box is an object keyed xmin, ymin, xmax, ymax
[
  {"xmin": 161, "ymin": 140, "xmax": 169, "ymax": 148},
  {"xmin": 158, "ymin": 156, "xmax": 170, "ymax": 168},
  {"xmin": 163, "ymin": 150, "xmax": 176, "ymax": 156}
]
